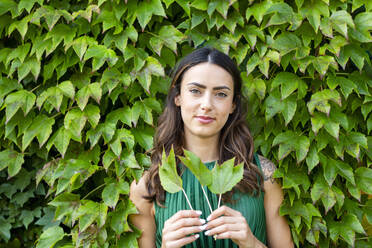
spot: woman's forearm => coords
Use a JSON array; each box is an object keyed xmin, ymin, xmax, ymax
[{"xmin": 240, "ymin": 236, "xmax": 267, "ymax": 248}]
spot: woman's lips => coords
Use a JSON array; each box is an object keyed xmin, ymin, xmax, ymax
[{"xmin": 195, "ymin": 116, "xmax": 215, "ymax": 124}]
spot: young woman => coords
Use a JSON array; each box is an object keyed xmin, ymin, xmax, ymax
[{"xmin": 129, "ymin": 47, "xmax": 294, "ymax": 248}]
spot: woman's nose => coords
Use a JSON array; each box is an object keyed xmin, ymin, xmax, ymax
[{"xmin": 200, "ymin": 93, "xmax": 212, "ymax": 110}]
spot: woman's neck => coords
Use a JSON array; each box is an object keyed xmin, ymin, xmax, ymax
[{"xmin": 183, "ymin": 135, "xmax": 219, "ymax": 163}]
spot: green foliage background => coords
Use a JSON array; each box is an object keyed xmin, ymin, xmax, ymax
[{"xmin": 0, "ymin": 0, "xmax": 371, "ymax": 247}]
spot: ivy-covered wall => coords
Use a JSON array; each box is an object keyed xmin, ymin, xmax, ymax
[{"xmin": 0, "ymin": 0, "xmax": 371, "ymax": 247}]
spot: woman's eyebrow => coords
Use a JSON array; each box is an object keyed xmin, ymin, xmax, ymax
[{"xmin": 187, "ymin": 82, "xmax": 231, "ymax": 91}]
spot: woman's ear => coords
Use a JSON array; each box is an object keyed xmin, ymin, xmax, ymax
[
  {"xmin": 174, "ymin": 95, "xmax": 181, "ymax": 106},
  {"xmin": 230, "ymin": 103, "xmax": 236, "ymax": 114}
]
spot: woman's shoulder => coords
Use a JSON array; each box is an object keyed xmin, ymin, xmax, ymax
[
  {"xmin": 129, "ymin": 171, "xmax": 155, "ymax": 216},
  {"xmin": 257, "ymin": 155, "xmax": 277, "ymax": 184}
]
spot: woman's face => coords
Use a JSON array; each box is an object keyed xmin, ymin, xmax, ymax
[{"xmin": 174, "ymin": 62, "xmax": 235, "ymax": 141}]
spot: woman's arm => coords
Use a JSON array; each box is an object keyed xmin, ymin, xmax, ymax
[
  {"xmin": 129, "ymin": 172, "xmax": 156, "ymax": 248},
  {"xmin": 259, "ymin": 156, "xmax": 294, "ymax": 248}
]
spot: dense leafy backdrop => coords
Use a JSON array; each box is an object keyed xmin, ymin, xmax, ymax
[{"xmin": 0, "ymin": 0, "xmax": 371, "ymax": 247}]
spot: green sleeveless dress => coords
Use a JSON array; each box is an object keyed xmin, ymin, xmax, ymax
[{"xmin": 155, "ymin": 154, "xmax": 267, "ymax": 247}]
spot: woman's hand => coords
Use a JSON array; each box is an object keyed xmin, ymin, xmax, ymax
[
  {"xmin": 204, "ymin": 206, "xmax": 264, "ymax": 248},
  {"xmin": 161, "ymin": 210, "xmax": 206, "ymax": 248}
]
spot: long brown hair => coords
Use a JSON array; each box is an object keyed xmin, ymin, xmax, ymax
[{"xmin": 146, "ymin": 47, "xmax": 264, "ymax": 205}]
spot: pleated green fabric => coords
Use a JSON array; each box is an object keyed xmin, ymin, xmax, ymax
[{"xmin": 155, "ymin": 154, "xmax": 267, "ymax": 248}]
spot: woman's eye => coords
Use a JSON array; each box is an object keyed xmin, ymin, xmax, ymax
[
  {"xmin": 216, "ymin": 92, "xmax": 227, "ymax": 97},
  {"xmin": 190, "ymin": 89, "xmax": 200, "ymax": 94}
]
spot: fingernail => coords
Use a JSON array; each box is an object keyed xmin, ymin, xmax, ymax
[
  {"xmin": 195, "ymin": 210, "xmax": 202, "ymax": 215},
  {"xmin": 207, "ymin": 215, "xmax": 211, "ymax": 221},
  {"xmin": 200, "ymin": 219, "xmax": 206, "ymax": 224},
  {"xmin": 205, "ymin": 230, "xmax": 210, "ymax": 236},
  {"xmin": 200, "ymin": 224, "xmax": 207, "ymax": 231},
  {"xmin": 195, "ymin": 234, "xmax": 199, "ymax": 239}
]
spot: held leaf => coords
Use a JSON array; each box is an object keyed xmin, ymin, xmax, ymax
[
  {"xmin": 208, "ymin": 158, "xmax": 244, "ymax": 195},
  {"xmin": 179, "ymin": 149, "xmax": 212, "ymax": 186},
  {"xmin": 159, "ymin": 148, "xmax": 182, "ymax": 193}
]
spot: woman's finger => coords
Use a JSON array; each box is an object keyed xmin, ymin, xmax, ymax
[
  {"xmin": 205, "ymin": 216, "xmax": 243, "ymax": 230},
  {"xmin": 205, "ymin": 222, "xmax": 245, "ymax": 236},
  {"xmin": 165, "ymin": 210, "xmax": 202, "ymax": 225},
  {"xmin": 207, "ymin": 205, "xmax": 241, "ymax": 221},
  {"xmin": 166, "ymin": 225, "xmax": 206, "ymax": 240},
  {"xmin": 165, "ymin": 234, "xmax": 200, "ymax": 248},
  {"xmin": 172, "ymin": 217, "xmax": 206, "ymax": 230},
  {"xmin": 210, "ymin": 230, "xmax": 249, "ymax": 241},
  {"xmin": 205, "ymin": 216, "xmax": 245, "ymax": 231}
]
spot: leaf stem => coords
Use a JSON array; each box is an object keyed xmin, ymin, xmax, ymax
[
  {"xmin": 201, "ymin": 185, "xmax": 213, "ymax": 214},
  {"xmin": 218, "ymin": 194, "xmax": 222, "ymax": 209},
  {"xmin": 82, "ymin": 182, "xmax": 107, "ymax": 200},
  {"xmin": 182, "ymin": 188, "xmax": 193, "ymax": 210}
]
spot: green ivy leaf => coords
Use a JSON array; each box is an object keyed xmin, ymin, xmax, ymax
[
  {"xmin": 159, "ymin": 148, "xmax": 183, "ymax": 194},
  {"xmin": 102, "ymin": 183, "xmax": 119, "ymax": 208},
  {"xmin": 329, "ymin": 157, "xmax": 355, "ymax": 186},
  {"xmin": 121, "ymin": 150, "xmax": 140, "ymax": 169},
  {"xmin": 22, "ymin": 114, "xmax": 55, "ymax": 150},
  {"xmin": 0, "ymin": 149, "xmax": 24, "ymax": 178},
  {"xmin": 58, "ymin": 81, "xmax": 75, "ymax": 99},
  {"xmin": 282, "ymin": 95, "xmax": 297, "ymax": 125},
  {"xmin": 35, "ymin": 226, "xmax": 65, "ymax": 248},
  {"xmin": 208, "ymin": 158, "xmax": 243, "ymax": 195},
  {"xmin": 76, "ymin": 200, "xmax": 100, "ymax": 232},
  {"xmin": 157, "ymin": 25, "xmax": 185, "ymax": 55},
  {"xmin": 76, "ymin": 83, "xmax": 102, "ymax": 111},
  {"xmin": 319, "ymin": 153, "xmax": 337, "ymax": 186},
  {"xmin": 310, "ymin": 176, "xmax": 336, "ymax": 213},
  {"xmin": 36, "ymin": 86, "xmax": 63, "ymax": 111},
  {"xmin": 307, "ymin": 89, "xmax": 341, "ymax": 115},
  {"xmin": 64, "ymin": 108, "xmax": 87, "ymax": 137},
  {"xmin": 273, "ymin": 131, "xmax": 310, "ymax": 162},
  {"xmin": 71, "ymin": 36, "xmax": 95, "ymax": 61},
  {"xmin": 20, "ymin": 210, "xmax": 34, "ymax": 229},
  {"xmin": 329, "ymin": 214, "xmax": 365, "ymax": 246},
  {"xmin": 245, "ymin": 1, "xmax": 271, "ymax": 25},
  {"xmin": 8, "ymin": 15, "xmax": 31, "ymax": 40},
  {"xmin": 110, "ymin": 199, "xmax": 138, "ymax": 235},
  {"xmin": 272, "ymin": 32, "xmax": 302, "ymax": 56},
  {"xmin": 300, "ymin": 0, "xmax": 329, "ymax": 33},
  {"xmin": 136, "ymin": 0, "xmax": 166, "ymax": 31},
  {"xmin": 179, "ymin": 150, "xmax": 212, "ymax": 186},
  {"xmin": 46, "ymin": 126, "xmax": 71, "ymax": 157},
  {"xmin": 84, "ymin": 45, "xmax": 118, "ymax": 71},
  {"xmin": 84, "ymin": 104, "xmax": 100, "ymax": 129},
  {"xmin": 109, "ymin": 129, "xmax": 135, "ymax": 158},
  {"xmin": 132, "ymin": 126, "xmax": 154, "ymax": 151},
  {"xmin": 0, "ymin": 0, "xmax": 16, "ymax": 16},
  {"xmin": 330, "ymin": 10, "xmax": 355, "ymax": 39},
  {"xmin": 4, "ymin": 90, "xmax": 36, "ymax": 123},
  {"xmin": 263, "ymin": 92, "xmax": 284, "ymax": 121},
  {"xmin": 137, "ymin": 57, "xmax": 165, "ymax": 93},
  {"xmin": 0, "ymin": 218, "xmax": 11, "ymax": 242},
  {"xmin": 355, "ymin": 167, "xmax": 372, "ymax": 194},
  {"xmin": 271, "ymin": 72, "xmax": 305, "ymax": 100},
  {"xmin": 312, "ymin": 56, "xmax": 338, "ymax": 78},
  {"xmin": 306, "ymin": 146, "xmax": 319, "ymax": 174}
]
